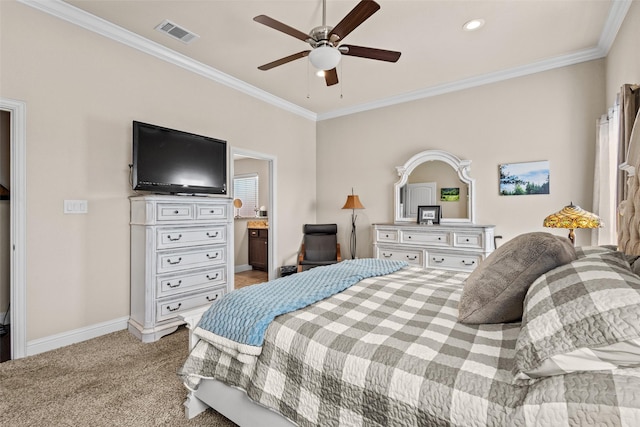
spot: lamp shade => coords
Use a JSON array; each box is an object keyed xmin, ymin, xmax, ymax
[
  {"xmin": 233, "ymin": 198, "xmax": 243, "ymax": 209},
  {"xmin": 342, "ymin": 195, "xmax": 365, "ymax": 210},
  {"xmin": 543, "ymin": 202, "xmax": 602, "ymax": 230},
  {"xmin": 309, "ymin": 46, "xmax": 342, "ymax": 71}
]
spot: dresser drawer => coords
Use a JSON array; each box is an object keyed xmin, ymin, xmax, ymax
[
  {"xmin": 454, "ymin": 232, "xmax": 484, "ymax": 249},
  {"xmin": 377, "ymin": 247, "xmax": 423, "ymax": 266},
  {"xmin": 157, "ymin": 226, "xmax": 226, "ymax": 249},
  {"xmin": 157, "ymin": 246, "xmax": 227, "ymax": 274},
  {"xmin": 376, "ymin": 229, "xmax": 399, "ymax": 243},
  {"xmin": 196, "ymin": 204, "xmax": 228, "ymax": 220},
  {"xmin": 401, "ymin": 230, "xmax": 449, "ymax": 246},
  {"xmin": 156, "ymin": 287, "xmax": 226, "ymax": 322},
  {"xmin": 157, "ymin": 267, "xmax": 226, "ymax": 297},
  {"xmin": 157, "ymin": 204, "xmax": 194, "ymax": 221},
  {"xmin": 427, "ymin": 252, "xmax": 480, "ymax": 271}
]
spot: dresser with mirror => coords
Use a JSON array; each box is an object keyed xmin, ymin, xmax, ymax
[{"xmin": 373, "ymin": 150, "xmax": 495, "ymax": 272}]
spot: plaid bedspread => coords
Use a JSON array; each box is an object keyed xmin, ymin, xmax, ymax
[{"xmin": 180, "ymin": 266, "xmax": 640, "ymax": 426}]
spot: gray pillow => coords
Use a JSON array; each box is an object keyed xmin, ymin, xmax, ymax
[
  {"xmin": 514, "ymin": 251, "xmax": 640, "ymax": 381},
  {"xmin": 458, "ymin": 232, "xmax": 576, "ymax": 324}
]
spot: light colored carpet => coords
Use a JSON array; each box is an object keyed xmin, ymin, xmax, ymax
[{"xmin": 0, "ymin": 327, "xmax": 237, "ymax": 426}]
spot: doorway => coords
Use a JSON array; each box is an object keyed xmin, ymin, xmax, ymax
[
  {"xmin": 230, "ymin": 148, "xmax": 277, "ymax": 285},
  {"xmin": 0, "ymin": 110, "xmax": 9, "ymax": 361},
  {"xmin": 0, "ymin": 98, "xmax": 26, "ymax": 360}
]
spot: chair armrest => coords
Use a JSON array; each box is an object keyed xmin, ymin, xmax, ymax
[
  {"xmin": 336, "ymin": 243, "xmax": 342, "ymax": 262},
  {"xmin": 297, "ymin": 243, "xmax": 306, "ymax": 272}
]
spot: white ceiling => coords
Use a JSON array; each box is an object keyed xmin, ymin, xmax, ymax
[{"xmin": 26, "ymin": 0, "xmax": 631, "ymax": 120}]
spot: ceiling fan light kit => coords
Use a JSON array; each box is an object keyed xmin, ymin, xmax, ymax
[
  {"xmin": 309, "ymin": 45, "xmax": 342, "ymax": 70},
  {"xmin": 254, "ymin": 0, "xmax": 401, "ymax": 86}
]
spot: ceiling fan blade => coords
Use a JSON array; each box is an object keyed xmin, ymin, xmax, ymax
[
  {"xmin": 324, "ymin": 68, "xmax": 339, "ymax": 86},
  {"xmin": 253, "ymin": 15, "xmax": 311, "ymax": 42},
  {"xmin": 258, "ymin": 51, "xmax": 310, "ymax": 71},
  {"xmin": 340, "ymin": 45, "xmax": 401, "ymax": 62},
  {"xmin": 330, "ymin": 0, "xmax": 380, "ymax": 42}
]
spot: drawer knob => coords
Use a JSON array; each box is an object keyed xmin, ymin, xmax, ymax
[
  {"xmin": 406, "ymin": 255, "xmax": 417, "ymax": 261},
  {"xmin": 173, "ymin": 210, "xmax": 179, "ymax": 214},
  {"xmin": 206, "ymin": 273, "xmax": 219, "ymax": 281},
  {"xmin": 167, "ymin": 280, "xmax": 182, "ymax": 288},
  {"xmin": 433, "ymin": 257, "xmax": 445, "ymax": 263},
  {"xmin": 206, "ymin": 294, "xmax": 219, "ymax": 302},
  {"xmin": 382, "ymin": 253, "xmax": 392, "ymax": 258},
  {"xmin": 438, "ymin": 237, "xmax": 442, "ymax": 240},
  {"xmin": 167, "ymin": 234, "xmax": 182, "ymax": 242},
  {"xmin": 465, "ymin": 238, "xmax": 470, "ymax": 242},
  {"xmin": 408, "ymin": 236, "xmax": 412, "ymax": 239},
  {"xmin": 207, "ymin": 231, "xmax": 219, "ymax": 238},
  {"xmin": 206, "ymin": 252, "xmax": 220, "ymax": 260},
  {"xmin": 166, "ymin": 257, "xmax": 182, "ymax": 265},
  {"xmin": 209, "ymin": 210, "xmax": 215, "ymax": 213},
  {"xmin": 167, "ymin": 303, "xmax": 182, "ymax": 312},
  {"xmin": 462, "ymin": 260, "xmax": 476, "ymax": 266}
]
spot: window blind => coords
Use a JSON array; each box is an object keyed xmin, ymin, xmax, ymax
[{"xmin": 233, "ymin": 174, "xmax": 258, "ymax": 217}]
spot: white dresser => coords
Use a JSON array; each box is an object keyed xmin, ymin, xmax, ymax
[
  {"xmin": 129, "ymin": 195, "xmax": 233, "ymax": 342},
  {"xmin": 373, "ymin": 223, "xmax": 495, "ymax": 272}
]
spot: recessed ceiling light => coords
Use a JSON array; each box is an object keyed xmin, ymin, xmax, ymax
[{"xmin": 463, "ymin": 19, "xmax": 485, "ymax": 31}]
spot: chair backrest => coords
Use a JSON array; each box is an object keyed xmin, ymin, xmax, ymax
[{"xmin": 303, "ymin": 224, "xmax": 338, "ymax": 262}]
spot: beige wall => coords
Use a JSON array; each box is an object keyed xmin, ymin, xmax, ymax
[
  {"xmin": 317, "ymin": 60, "xmax": 605, "ymax": 254},
  {"xmin": 0, "ymin": 1, "xmax": 316, "ymax": 341},
  {"xmin": 605, "ymin": 1, "xmax": 640, "ymax": 106}
]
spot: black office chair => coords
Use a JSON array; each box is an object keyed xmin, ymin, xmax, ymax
[{"xmin": 297, "ymin": 224, "xmax": 342, "ymax": 272}]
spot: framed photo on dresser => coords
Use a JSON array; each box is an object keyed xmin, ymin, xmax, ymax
[{"xmin": 417, "ymin": 205, "xmax": 441, "ymax": 225}]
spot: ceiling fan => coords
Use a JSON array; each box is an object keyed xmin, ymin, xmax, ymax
[{"xmin": 254, "ymin": 0, "xmax": 401, "ymax": 86}]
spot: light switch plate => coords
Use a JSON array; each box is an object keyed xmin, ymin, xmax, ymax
[{"xmin": 64, "ymin": 199, "xmax": 88, "ymax": 214}]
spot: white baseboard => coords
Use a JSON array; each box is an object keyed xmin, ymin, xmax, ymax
[
  {"xmin": 26, "ymin": 316, "xmax": 129, "ymax": 356},
  {"xmin": 234, "ymin": 264, "xmax": 252, "ymax": 273}
]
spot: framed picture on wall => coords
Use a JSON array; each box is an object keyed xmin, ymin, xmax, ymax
[
  {"xmin": 499, "ymin": 160, "xmax": 550, "ymax": 196},
  {"xmin": 417, "ymin": 205, "xmax": 441, "ymax": 225}
]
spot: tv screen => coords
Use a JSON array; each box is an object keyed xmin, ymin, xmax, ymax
[{"xmin": 132, "ymin": 121, "xmax": 227, "ymax": 195}]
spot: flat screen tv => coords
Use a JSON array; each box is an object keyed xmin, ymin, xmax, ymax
[{"xmin": 132, "ymin": 121, "xmax": 227, "ymax": 195}]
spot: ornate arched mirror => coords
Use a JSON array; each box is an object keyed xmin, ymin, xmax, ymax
[{"xmin": 394, "ymin": 150, "xmax": 475, "ymax": 223}]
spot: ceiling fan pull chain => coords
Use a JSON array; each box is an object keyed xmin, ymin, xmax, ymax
[
  {"xmin": 306, "ymin": 60, "xmax": 310, "ymax": 99},
  {"xmin": 340, "ymin": 63, "xmax": 343, "ymax": 99}
]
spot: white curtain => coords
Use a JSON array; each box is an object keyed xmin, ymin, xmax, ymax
[{"xmin": 592, "ymin": 105, "xmax": 619, "ymax": 245}]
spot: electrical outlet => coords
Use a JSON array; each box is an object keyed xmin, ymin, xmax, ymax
[{"xmin": 64, "ymin": 200, "xmax": 88, "ymax": 214}]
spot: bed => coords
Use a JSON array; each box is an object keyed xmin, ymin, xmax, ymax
[{"xmin": 179, "ymin": 123, "xmax": 640, "ymax": 426}]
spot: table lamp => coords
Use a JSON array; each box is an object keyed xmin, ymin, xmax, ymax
[
  {"xmin": 233, "ymin": 198, "xmax": 243, "ymax": 218},
  {"xmin": 543, "ymin": 202, "xmax": 602, "ymax": 245}
]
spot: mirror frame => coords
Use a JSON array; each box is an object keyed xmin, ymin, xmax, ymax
[{"xmin": 394, "ymin": 150, "xmax": 475, "ymax": 224}]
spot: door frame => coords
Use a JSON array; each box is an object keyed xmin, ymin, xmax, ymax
[
  {"xmin": 230, "ymin": 147, "xmax": 277, "ymax": 280},
  {"xmin": 1, "ymin": 98, "xmax": 27, "ymax": 359}
]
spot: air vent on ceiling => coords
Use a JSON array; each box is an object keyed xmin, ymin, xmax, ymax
[{"xmin": 155, "ymin": 19, "xmax": 199, "ymax": 44}]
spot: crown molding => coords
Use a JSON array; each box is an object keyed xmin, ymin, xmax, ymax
[
  {"xmin": 318, "ymin": 46, "xmax": 607, "ymax": 121},
  {"xmin": 17, "ymin": 0, "xmax": 317, "ymax": 121},
  {"xmin": 598, "ymin": 0, "xmax": 633, "ymax": 54},
  {"xmin": 19, "ymin": 0, "xmax": 631, "ymax": 122}
]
